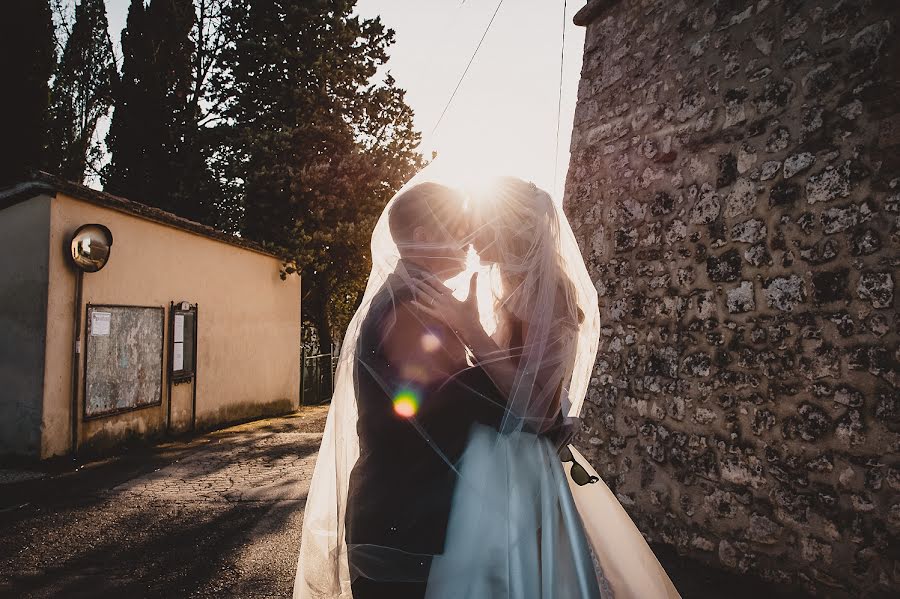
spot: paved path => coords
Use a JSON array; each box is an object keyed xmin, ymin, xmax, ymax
[
  {"xmin": 0, "ymin": 407, "xmax": 328, "ymax": 598},
  {"xmin": 0, "ymin": 405, "xmax": 811, "ymax": 599}
]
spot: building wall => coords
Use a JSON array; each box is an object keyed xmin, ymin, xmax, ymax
[
  {"xmin": 42, "ymin": 193, "xmax": 301, "ymax": 457},
  {"xmin": 0, "ymin": 195, "xmax": 51, "ymax": 457},
  {"xmin": 565, "ymin": 1, "xmax": 899, "ymax": 596}
]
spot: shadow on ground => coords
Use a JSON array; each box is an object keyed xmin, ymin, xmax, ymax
[
  {"xmin": 0, "ymin": 407, "xmax": 329, "ymax": 598},
  {"xmin": 0, "ymin": 405, "xmax": 835, "ymax": 598}
]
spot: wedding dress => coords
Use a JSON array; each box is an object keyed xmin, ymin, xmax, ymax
[{"xmin": 424, "ymin": 422, "xmax": 608, "ymax": 598}]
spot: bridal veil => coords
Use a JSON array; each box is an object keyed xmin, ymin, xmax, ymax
[{"xmin": 293, "ymin": 157, "xmax": 680, "ymax": 599}]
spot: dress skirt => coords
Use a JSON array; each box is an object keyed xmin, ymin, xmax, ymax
[
  {"xmin": 424, "ymin": 422, "xmax": 609, "ymax": 598},
  {"xmin": 425, "ymin": 422, "xmax": 682, "ymax": 599}
]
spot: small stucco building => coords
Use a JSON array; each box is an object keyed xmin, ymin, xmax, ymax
[{"xmin": 0, "ymin": 171, "xmax": 301, "ymax": 459}]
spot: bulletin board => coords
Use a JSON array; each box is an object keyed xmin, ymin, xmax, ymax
[{"xmin": 84, "ymin": 304, "xmax": 165, "ymax": 418}]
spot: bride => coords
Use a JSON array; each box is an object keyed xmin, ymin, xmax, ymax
[
  {"xmin": 293, "ymin": 170, "xmax": 681, "ymax": 598},
  {"xmin": 412, "ymin": 176, "xmax": 680, "ymax": 599}
]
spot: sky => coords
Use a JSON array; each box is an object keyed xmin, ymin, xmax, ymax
[{"xmin": 101, "ymin": 0, "xmax": 586, "ymax": 200}]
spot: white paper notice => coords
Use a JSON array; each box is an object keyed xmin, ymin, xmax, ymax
[
  {"xmin": 91, "ymin": 311, "xmax": 111, "ymax": 336},
  {"xmin": 174, "ymin": 314, "xmax": 184, "ymax": 343},
  {"xmin": 173, "ymin": 342, "xmax": 184, "ymax": 371}
]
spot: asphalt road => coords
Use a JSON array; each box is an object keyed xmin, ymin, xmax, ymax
[
  {"xmin": 0, "ymin": 405, "xmax": 812, "ymax": 598},
  {"xmin": 0, "ymin": 408, "xmax": 329, "ymax": 598}
]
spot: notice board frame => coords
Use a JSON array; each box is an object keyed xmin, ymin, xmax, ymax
[
  {"xmin": 167, "ymin": 301, "xmax": 199, "ymax": 433},
  {"xmin": 82, "ymin": 303, "xmax": 165, "ymax": 420},
  {"xmin": 169, "ymin": 302, "xmax": 198, "ymax": 384}
]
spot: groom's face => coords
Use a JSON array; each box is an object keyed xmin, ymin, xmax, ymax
[
  {"xmin": 414, "ymin": 212, "xmax": 470, "ymax": 278},
  {"xmin": 390, "ymin": 183, "xmax": 472, "ymax": 278}
]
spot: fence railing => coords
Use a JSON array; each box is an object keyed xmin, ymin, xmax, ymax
[{"xmin": 301, "ymin": 348, "xmax": 338, "ymax": 405}]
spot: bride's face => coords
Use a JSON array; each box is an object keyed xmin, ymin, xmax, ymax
[
  {"xmin": 469, "ymin": 192, "xmax": 520, "ymax": 267},
  {"xmin": 471, "ymin": 218, "xmax": 501, "ymax": 264}
]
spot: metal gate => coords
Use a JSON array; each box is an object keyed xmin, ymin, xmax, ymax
[{"xmin": 301, "ymin": 347, "xmax": 338, "ymax": 405}]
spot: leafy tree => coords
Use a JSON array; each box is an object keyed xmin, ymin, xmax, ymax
[
  {"xmin": 215, "ymin": 0, "xmax": 424, "ymax": 352},
  {"xmin": 174, "ymin": 0, "xmax": 240, "ymax": 231},
  {"xmin": 48, "ymin": 0, "xmax": 117, "ymax": 183},
  {"xmin": 0, "ymin": 1, "xmax": 56, "ymax": 185}
]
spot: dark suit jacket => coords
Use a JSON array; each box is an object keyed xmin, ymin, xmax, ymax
[{"xmin": 345, "ymin": 264, "xmax": 504, "ymax": 569}]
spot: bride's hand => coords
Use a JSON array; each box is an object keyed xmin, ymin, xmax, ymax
[{"xmin": 411, "ymin": 274, "xmax": 484, "ymax": 345}]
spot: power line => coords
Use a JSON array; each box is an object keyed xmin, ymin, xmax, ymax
[
  {"xmin": 430, "ymin": 0, "xmax": 505, "ymax": 138},
  {"xmin": 553, "ymin": 0, "xmax": 567, "ymax": 194}
]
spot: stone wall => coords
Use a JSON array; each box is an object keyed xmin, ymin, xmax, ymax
[{"xmin": 564, "ymin": 1, "xmax": 899, "ymax": 596}]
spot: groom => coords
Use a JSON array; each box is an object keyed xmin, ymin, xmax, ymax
[{"xmin": 345, "ymin": 182, "xmax": 503, "ymax": 599}]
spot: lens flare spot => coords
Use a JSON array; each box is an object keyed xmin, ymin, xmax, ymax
[
  {"xmin": 393, "ymin": 390, "xmax": 420, "ymax": 418},
  {"xmin": 421, "ymin": 332, "xmax": 441, "ymax": 352}
]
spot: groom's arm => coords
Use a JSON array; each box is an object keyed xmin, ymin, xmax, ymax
[
  {"xmin": 380, "ymin": 298, "xmax": 463, "ymax": 389},
  {"xmin": 355, "ymin": 296, "xmax": 464, "ymax": 423}
]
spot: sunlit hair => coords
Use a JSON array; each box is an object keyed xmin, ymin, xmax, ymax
[
  {"xmin": 388, "ymin": 181, "xmax": 466, "ymax": 245},
  {"xmin": 473, "ymin": 177, "xmax": 581, "ymax": 331},
  {"xmin": 468, "ymin": 176, "xmax": 585, "ymax": 438}
]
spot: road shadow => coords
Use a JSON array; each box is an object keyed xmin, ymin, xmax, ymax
[{"xmin": 0, "ymin": 494, "xmax": 304, "ymax": 598}]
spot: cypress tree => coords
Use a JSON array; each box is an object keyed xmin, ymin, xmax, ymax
[
  {"xmin": 48, "ymin": 0, "xmax": 117, "ymax": 183},
  {"xmin": 144, "ymin": 0, "xmax": 195, "ymax": 213},
  {"xmin": 105, "ymin": 0, "xmax": 194, "ymax": 213},
  {"xmin": 0, "ymin": 0, "xmax": 56, "ymax": 185},
  {"xmin": 103, "ymin": 0, "xmax": 154, "ymax": 200}
]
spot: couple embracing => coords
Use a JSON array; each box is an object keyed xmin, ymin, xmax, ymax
[{"xmin": 294, "ymin": 176, "xmax": 681, "ymax": 599}]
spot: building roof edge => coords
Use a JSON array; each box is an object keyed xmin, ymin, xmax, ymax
[{"xmin": 0, "ymin": 171, "xmax": 291, "ymax": 263}]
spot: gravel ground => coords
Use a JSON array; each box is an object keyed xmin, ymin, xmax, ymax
[{"xmin": 0, "ymin": 404, "xmax": 811, "ymax": 598}]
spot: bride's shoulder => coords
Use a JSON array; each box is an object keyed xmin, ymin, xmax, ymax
[{"xmin": 553, "ymin": 279, "xmax": 584, "ymax": 327}]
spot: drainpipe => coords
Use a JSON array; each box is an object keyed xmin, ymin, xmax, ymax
[
  {"xmin": 70, "ymin": 270, "xmax": 84, "ymax": 455},
  {"xmin": 166, "ymin": 301, "xmax": 173, "ymax": 435},
  {"xmin": 191, "ymin": 304, "xmax": 198, "ymax": 432}
]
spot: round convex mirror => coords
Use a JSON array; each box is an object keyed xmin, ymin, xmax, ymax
[{"xmin": 69, "ymin": 224, "xmax": 113, "ymax": 272}]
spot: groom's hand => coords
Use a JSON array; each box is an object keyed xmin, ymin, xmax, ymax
[{"xmin": 411, "ymin": 273, "xmax": 481, "ymax": 342}]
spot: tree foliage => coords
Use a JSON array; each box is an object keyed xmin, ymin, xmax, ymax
[
  {"xmin": 0, "ymin": 1, "xmax": 56, "ymax": 185},
  {"xmin": 103, "ymin": 3, "xmax": 185, "ymax": 211},
  {"xmin": 102, "ymin": 0, "xmax": 153, "ymax": 200},
  {"xmin": 21, "ymin": 0, "xmax": 423, "ymax": 353},
  {"xmin": 215, "ymin": 0, "xmax": 424, "ymax": 351},
  {"xmin": 47, "ymin": 0, "xmax": 117, "ymax": 182},
  {"xmin": 103, "ymin": 0, "xmax": 240, "ymax": 232}
]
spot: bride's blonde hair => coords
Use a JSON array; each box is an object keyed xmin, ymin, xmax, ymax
[{"xmin": 474, "ymin": 176, "xmax": 581, "ymax": 334}]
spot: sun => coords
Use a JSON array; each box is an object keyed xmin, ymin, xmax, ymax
[{"xmin": 410, "ymin": 150, "xmax": 502, "ymax": 194}]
